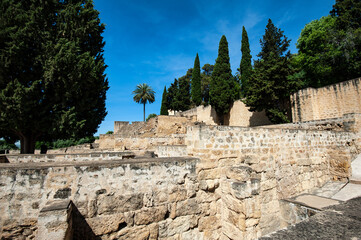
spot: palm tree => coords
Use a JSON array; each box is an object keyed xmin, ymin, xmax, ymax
[{"xmin": 132, "ymin": 83, "xmax": 155, "ymax": 121}]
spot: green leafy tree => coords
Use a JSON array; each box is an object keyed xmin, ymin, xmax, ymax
[
  {"xmin": 201, "ymin": 64, "xmax": 214, "ymax": 105},
  {"xmin": 132, "ymin": 83, "xmax": 155, "ymax": 122},
  {"xmin": 245, "ymin": 19, "xmax": 301, "ymax": 123},
  {"xmin": 239, "ymin": 26, "xmax": 253, "ymax": 96},
  {"xmin": 160, "ymin": 86, "xmax": 168, "ymax": 115},
  {"xmin": 0, "ymin": 0, "xmax": 108, "ymax": 153},
  {"xmin": 294, "ymin": 15, "xmax": 361, "ymax": 87},
  {"xmin": 293, "ymin": 1, "xmax": 361, "ymax": 87},
  {"xmin": 331, "ymin": 0, "xmax": 361, "ymax": 30},
  {"xmin": 146, "ymin": 113, "xmax": 157, "ymax": 121},
  {"xmin": 191, "ymin": 54, "xmax": 202, "ymax": 106},
  {"xmin": 210, "ymin": 35, "xmax": 235, "ymax": 124}
]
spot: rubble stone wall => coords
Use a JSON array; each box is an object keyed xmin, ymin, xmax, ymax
[
  {"xmin": 0, "ymin": 158, "xmax": 211, "ymax": 239},
  {"xmin": 186, "ymin": 125, "xmax": 357, "ymax": 237},
  {"xmin": 291, "ymin": 77, "xmax": 361, "ymax": 122},
  {"xmin": 114, "ymin": 135, "xmax": 185, "ymax": 151},
  {"xmin": 2, "ymin": 152, "xmax": 134, "ymax": 164}
]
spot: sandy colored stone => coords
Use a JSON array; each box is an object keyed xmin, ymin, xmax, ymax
[
  {"xmin": 134, "ymin": 206, "xmax": 168, "ymax": 225},
  {"xmin": 198, "ymin": 215, "xmax": 220, "ymax": 231},
  {"xmin": 86, "ymin": 213, "xmax": 125, "ymax": 235}
]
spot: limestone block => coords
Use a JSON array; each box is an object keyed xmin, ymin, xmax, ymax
[
  {"xmin": 222, "ymin": 221, "xmax": 243, "ymax": 240},
  {"xmin": 221, "ymin": 194, "xmax": 245, "ymax": 214},
  {"xmin": 181, "ymin": 228, "xmax": 204, "ymax": 240},
  {"xmin": 198, "ymin": 168, "xmax": 220, "ymax": 180},
  {"xmin": 168, "ymin": 187, "xmax": 187, "ymax": 202},
  {"xmin": 225, "ymin": 166, "xmax": 252, "ymax": 182},
  {"xmin": 116, "ymin": 225, "xmax": 150, "ymax": 240},
  {"xmin": 158, "ymin": 215, "xmax": 198, "ymax": 238},
  {"xmin": 134, "ymin": 206, "xmax": 168, "ymax": 225},
  {"xmin": 175, "ymin": 199, "xmax": 201, "ymax": 217},
  {"xmin": 97, "ymin": 193, "xmax": 143, "ymax": 215},
  {"xmin": 198, "ymin": 215, "xmax": 220, "ymax": 231},
  {"xmin": 222, "ymin": 207, "xmax": 246, "ymax": 231},
  {"xmin": 86, "ymin": 213, "xmax": 125, "ymax": 235}
]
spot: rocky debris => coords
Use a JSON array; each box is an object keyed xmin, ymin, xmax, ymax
[{"xmin": 261, "ymin": 197, "xmax": 361, "ymax": 239}]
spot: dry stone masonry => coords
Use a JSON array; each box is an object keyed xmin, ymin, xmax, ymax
[{"xmin": 1, "ymin": 78, "xmax": 361, "ymax": 239}]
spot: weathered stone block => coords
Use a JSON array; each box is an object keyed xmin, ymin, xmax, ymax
[
  {"xmin": 86, "ymin": 213, "xmax": 126, "ymax": 235},
  {"xmin": 134, "ymin": 206, "xmax": 168, "ymax": 225}
]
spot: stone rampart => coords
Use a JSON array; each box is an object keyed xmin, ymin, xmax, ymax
[
  {"xmin": 291, "ymin": 77, "xmax": 361, "ymax": 122},
  {"xmin": 185, "ymin": 125, "xmax": 358, "ymax": 237},
  {"xmin": 0, "ymin": 157, "xmax": 211, "ymax": 239}
]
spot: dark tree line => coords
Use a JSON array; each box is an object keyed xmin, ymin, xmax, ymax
[{"xmin": 0, "ymin": 0, "xmax": 108, "ymax": 153}]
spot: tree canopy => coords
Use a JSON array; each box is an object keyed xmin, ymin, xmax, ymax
[
  {"xmin": 132, "ymin": 83, "xmax": 155, "ymax": 122},
  {"xmin": 160, "ymin": 86, "xmax": 168, "ymax": 115},
  {"xmin": 0, "ymin": 0, "xmax": 108, "ymax": 153},
  {"xmin": 191, "ymin": 54, "xmax": 202, "ymax": 106},
  {"xmin": 210, "ymin": 35, "xmax": 239, "ymax": 124},
  {"xmin": 293, "ymin": 0, "xmax": 361, "ymax": 87},
  {"xmin": 240, "ymin": 26, "xmax": 252, "ymax": 96},
  {"xmin": 245, "ymin": 19, "xmax": 301, "ymax": 123}
]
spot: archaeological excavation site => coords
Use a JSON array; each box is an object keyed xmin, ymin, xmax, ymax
[{"xmin": 1, "ymin": 78, "xmax": 361, "ymax": 239}]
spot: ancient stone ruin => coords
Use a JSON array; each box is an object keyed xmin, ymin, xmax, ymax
[{"xmin": 1, "ymin": 77, "xmax": 361, "ymax": 239}]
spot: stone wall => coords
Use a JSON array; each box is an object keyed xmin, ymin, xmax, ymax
[
  {"xmin": 114, "ymin": 135, "xmax": 185, "ymax": 151},
  {"xmin": 291, "ymin": 77, "xmax": 361, "ymax": 122},
  {"xmin": 1, "ymin": 152, "xmax": 135, "ymax": 164},
  {"xmin": 185, "ymin": 125, "xmax": 358, "ymax": 237},
  {"xmin": 176, "ymin": 100, "xmax": 271, "ymax": 127},
  {"xmin": 0, "ymin": 157, "xmax": 213, "ymax": 239},
  {"xmin": 156, "ymin": 145, "xmax": 188, "ymax": 157}
]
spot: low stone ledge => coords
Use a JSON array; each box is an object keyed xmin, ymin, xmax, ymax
[
  {"xmin": 0, "ymin": 157, "xmax": 199, "ymax": 170},
  {"xmin": 40, "ymin": 200, "xmax": 72, "ymax": 213}
]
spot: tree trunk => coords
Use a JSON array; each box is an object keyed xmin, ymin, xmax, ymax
[
  {"xmin": 143, "ymin": 103, "xmax": 146, "ymax": 122},
  {"xmin": 19, "ymin": 133, "xmax": 37, "ymax": 154}
]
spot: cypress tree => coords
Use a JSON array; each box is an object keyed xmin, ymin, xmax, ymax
[
  {"xmin": 191, "ymin": 53, "xmax": 202, "ymax": 106},
  {"xmin": 210, "ymin": 35, "xmax": 234, "ymax": 124},
  {"xmin": 178, "ymin": 75, "xmax": 191, "ymax": 111},
  {"xmin": 0, "ymin": 0, "xmax": 108, "ymax": 153},
  {"xmin": 167, "ymin": 79, "xmax": 180, "ymax": 111},
  {"xmin": 240, "ymin": 26, "xmax": 252, "ymax": 96},
  {"xmin": 244, "ymin": 19, "xmax": 300, "ymax": 123},
  {"xmin": 160, "ymin": 86, "xmax": 168, "ymax": 115},
  {"xmin": 201, "ymin": 64, "xmax": 214, "ymax": 105}
]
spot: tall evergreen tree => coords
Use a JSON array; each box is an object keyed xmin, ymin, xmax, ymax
[
  {"xmin": 201, "ymin": 64, "xmax": 214, "ymax": 105},
  {"xmin": 245, "ymin": 19, "xmax": 301, "ymax": 123},
  {"xmin": 167, "ymin": 79, "xmax": 180, "ymax": 111},
  {"xmin": 240, "ymin": 26, "xmax": 252, "ymax": 96},
  {"xmin": 191, "ymin": 53, "xmax": 202, "ymax": 106},
  {"xmin": 160, "ymin": 86, "xmax": 168, "ymax": 115},
  {"xmin": 178, "ymin": 73, "xmax": 191, "ymax": 111},
  {"xmin": 210, "ymin": 35, "xmax": 234, "ymax": 124},
  {"xmin": 0, "ymin": 0, "xmax": 108, "ymax": 153}
]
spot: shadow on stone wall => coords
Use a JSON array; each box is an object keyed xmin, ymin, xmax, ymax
[{"xmin": 71, "ymin": 204, "xmax": 100, "ymax": 240}]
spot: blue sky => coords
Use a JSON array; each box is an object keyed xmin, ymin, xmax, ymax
[{"xmin": 93, "ymin": 0, "xmax": 335, "ymax": 135}]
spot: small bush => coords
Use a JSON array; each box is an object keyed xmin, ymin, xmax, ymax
[{"xmin": 146, "ymin": 113, "xmax": 157, "ymax": 121}]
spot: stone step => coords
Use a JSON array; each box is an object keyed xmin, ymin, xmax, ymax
[
  {"xmin": 332, "ymin": 183, "xmax": 361, "ymax": 201},
  {"xmin": 285, "ymin": 194, "xmax": 341, "ymax": 211}
]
